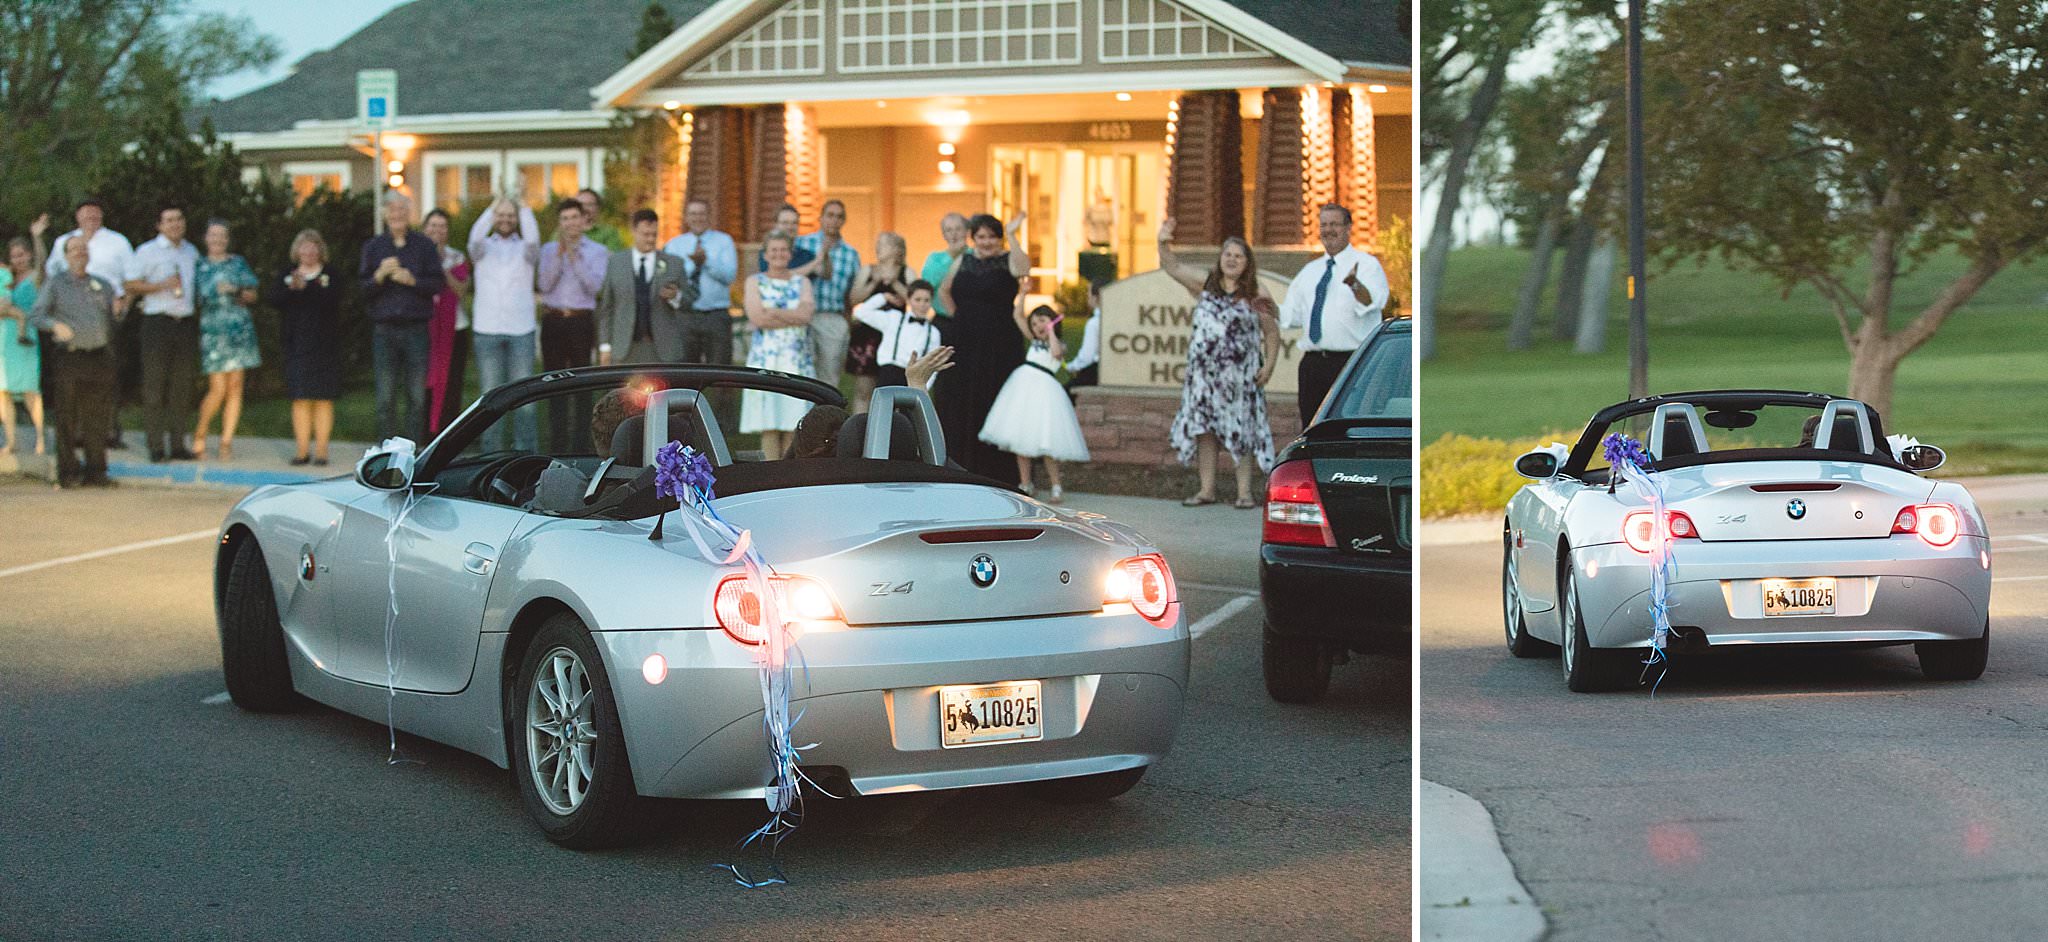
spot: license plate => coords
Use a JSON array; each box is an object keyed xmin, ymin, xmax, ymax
[
  {"xmin": 1763, "ymin": 577, "xmax": 1836, "ymax": 616},
  {"xmin": 940, "ymin": 680, "xmax": 1043, "ymax": 748}
]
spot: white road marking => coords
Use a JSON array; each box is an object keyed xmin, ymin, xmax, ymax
[
  {"xmin": 0, "ymin": 528, "xmax": 216, "ymax": 580},
  {"xmin": 1189, "ymin": 594, "xmax": 1258, "ymax": 639},
  {"xmin": 1994, "ymin": 575, "xmax": 2048, "ymax": 583},
  {"xmin": 201, "ymin": 691, "xmax": 232, "ymax": 705},
  {"xmin": 2009, "ymin": 534, "xmax": 2048, "ymax": 545},
  {"xmin": 1180, "ymin": 578, "xmax": 1260, "ymax": 595}
]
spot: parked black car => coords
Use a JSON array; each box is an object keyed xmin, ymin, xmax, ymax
[{"xmin": 1259, "ymin": 317, "xmax": 1412, "ymax": 703}]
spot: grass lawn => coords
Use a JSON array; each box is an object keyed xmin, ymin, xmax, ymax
[{"xmin": 1424, "ymin": 246, "xmax": 2048, "ymax": 478}]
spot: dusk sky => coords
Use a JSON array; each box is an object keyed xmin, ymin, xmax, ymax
[{"xmin": 192, "ymin": 0, "xmax": 413, "ymax": 100}]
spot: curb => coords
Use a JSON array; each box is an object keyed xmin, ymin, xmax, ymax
[
  {"xmin": 1420, "ymin": 779, "xmax": 1545, "ymax": 942},
  {"xmin": 1421, "ymin": 516, "xmax": 1498, "ymax": 547}
]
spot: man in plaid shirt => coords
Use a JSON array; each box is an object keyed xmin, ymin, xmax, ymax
[{"xmin": 793, "ymin": 199, "xmax": 862, "ymax": 389}]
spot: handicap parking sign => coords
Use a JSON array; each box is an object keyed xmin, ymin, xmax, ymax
[{"xmin": 367, "ymin": 97, "xmax": 387, "ymax": 118}]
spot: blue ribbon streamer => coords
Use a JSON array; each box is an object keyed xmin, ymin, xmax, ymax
[{"xmin": 1603, "ymin": 433, "xmax": 1677, "ymax": 693}]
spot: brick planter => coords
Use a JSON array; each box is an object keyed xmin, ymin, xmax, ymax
[{"xmin": 1075, "ymin": 385, "xmax": 1303, "ymax": 468}]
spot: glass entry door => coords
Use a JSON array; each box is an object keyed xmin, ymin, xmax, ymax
[{"xmin": 991, "ymin": 142, "xmax": 1163, "ymax": 286}]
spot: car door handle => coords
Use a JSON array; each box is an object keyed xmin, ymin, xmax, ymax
[{"xmin": 463, "ymin": 542, "xmax": 497, "ymax": 575}]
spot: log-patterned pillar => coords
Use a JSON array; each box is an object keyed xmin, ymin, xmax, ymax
[
  {"xmin": 1334, "ymin": 86, "xmax": 1378, "ymax": 247},
  {"xmin": 1252, "ymin": 87, "xmax": 1306, "ymax": 247},
  {"xmin": 744, "ymin": 104, "xmax": 790, "ymax": 242},
  {"xmin": 783, "ymin": 103, "xmax": 822, "ymax": 231},
  {"xmin": 1163, "ymin": 90, "xmax": 1244, "ymax": 246},
  {"xmin": 686, "ymin": 107, "xmax": 748, "ymax": 241}
]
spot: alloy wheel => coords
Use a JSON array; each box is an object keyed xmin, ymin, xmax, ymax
[{"xmin": 526, "ymin": 646, "xmax": 598, "ymax": 815}]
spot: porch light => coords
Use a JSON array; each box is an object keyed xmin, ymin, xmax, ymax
[
  {"xmin": 382, "ymin": 134, "xmax": 417, "ymax": 156},
  {"xmin": 930, "ymin": 109, "xmax": 971, "ymax": 129},
  {"xmin": 938, "ymin": 160, "xmax": 956, "ymax": 174},
  {"xmin": 662, "ymin": 100, "xmax": 682, "ymax": 110},
  {"xmin": 385, "ymin": 159, "xmax": 404, "ymax": 173},
  {"xmin": 938, "ymin": 142, "xmax": 956, "ymax": 156},
  {"xmin": 1115, "ymin": 92, "xmax": 1133, "ymax": 101},
  {"xmin": 1368, "ymin": 84, "xmax": 1389, "ymax": 94},
  {"xmin": 387, "ymin": 173, "xmax": 404, "ymax": 188}
]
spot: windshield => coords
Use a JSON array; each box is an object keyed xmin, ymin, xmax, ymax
[
  {"xmin": 1570, "ymin": 399, "xmax": 1892, "ymax": 477},
  {"xmin": 1327, "ymin": 328, "xmax": 1411, "ymax": 421}
]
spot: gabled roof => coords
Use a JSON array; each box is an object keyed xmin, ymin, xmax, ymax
[
  {"xmin": 1218, "ymin": 0, "xmax": 1409, "ymax": 69},
  {"xmin": 202, "ymin": 0, "xmax": 711, "ymax": 134}
]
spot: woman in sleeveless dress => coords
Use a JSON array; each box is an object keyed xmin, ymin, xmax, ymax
[
  {"xmin": 740, "ymin": 231, "xmax": 816, "ymax": 459},
  {"xmin": 935, "ymin": 212, "xmax": 1031, "ymax": 484},
  {"xmin": 1157, "ymin": 218, "xmax": 1280, "ymax": 508},
  {"xmin": 192, "ymin": 220, "xmax": 262, "ymax": 460}
]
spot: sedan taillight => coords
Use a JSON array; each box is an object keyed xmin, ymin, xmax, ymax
[
  {"xmin": 1893, "ymin": 503, "xmax": 1960, "ymax": 548},
  {"xmin": 1263, "ymin": 460, "xmax": 1333, "ymax": 547}
]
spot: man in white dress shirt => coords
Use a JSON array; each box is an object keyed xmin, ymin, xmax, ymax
[
  {"xmin": 47, "ymin": 198, "xmax": 134, "ymax": 449},
  {"xmin": 466, "ymin": 197, "xmax": 542, "ymax": 452},
  {"xmin": 1278, "ymin": 203, "xmax": 1389, "ymax": 424},
  {"xmin": 123, "ymin": 206, "xmax": 202, "ymax": 461}
]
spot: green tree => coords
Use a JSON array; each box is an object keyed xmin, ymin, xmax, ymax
[
  {"xmin": 632, "ymin": 0, "xmax": 679, "ymax": 58},
  {"xmin": 0, "ymin": 0, "xmax": 279, "ymax": 240},
  {"xmin": 1643, "ymin": 0, "xmax": 2048, "ymax": 416}
]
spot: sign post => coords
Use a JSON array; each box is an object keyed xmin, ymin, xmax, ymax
[{"xmin": 357, "ymin": 69, "xmax": 398, "ymax": 232}]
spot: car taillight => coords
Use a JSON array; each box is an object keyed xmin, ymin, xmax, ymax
[
  {"xmin": 1893, "ymin": 503, "xmax": 1959, "ymax": 548},
  {"xmin": 713, "ymin": 573, "xmax": 842, "ymax": 645},
  {"xmin": 1622, "ymin": 510, "xmax": 1697, "ymax": 554},
  {"xmin": 1263, "ymin": 460, "xmax": 1333, "ymax": 547},
  {"xmin": 1103, "ymin": 553, "xmax": 1177, "ymax": 628}
]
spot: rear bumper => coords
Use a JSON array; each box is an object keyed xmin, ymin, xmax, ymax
[
  {"xmin": 1572, "ymin": 536, "xmax": 1992, "ymax": 649},
  {"xmin": 1258, "ymin": 543, "xmax": 1410, "ymax": 651},
  {"xmin": 593, "ymin": 609, "xmax": 1189, "ymax": 799}
]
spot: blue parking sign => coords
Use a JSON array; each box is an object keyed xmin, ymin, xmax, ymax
[{"xmin": 368, "ymin": 97, "xmax": 387, "ymax": 118}]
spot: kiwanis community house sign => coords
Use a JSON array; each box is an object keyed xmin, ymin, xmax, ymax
[{"xmin": 1098, "ymin": 268, "xmax": 1303, "ymax": 394}]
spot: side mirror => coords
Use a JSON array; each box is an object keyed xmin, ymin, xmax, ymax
[
  {"xmin": 1900, "ymin": 444, "xmax": 1946, "ymax": 473},
  {"xmin": 1514, "ymin": 450, "xmax": 1559, "ymax": 480},
  {"xmin": 356, "ymin": 438, "xmax": 417, "ymax": 491}
]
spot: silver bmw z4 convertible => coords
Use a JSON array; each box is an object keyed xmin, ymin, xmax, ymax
[
  {"xmin": 1501, "ymin": 390, "xmax": 1991, "ymax": 692},
  {"xmin": 214, "ymin": 365, "xmax": 1187, "ymax": 847}
]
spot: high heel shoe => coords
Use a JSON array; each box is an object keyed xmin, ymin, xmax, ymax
[
  {"xmin": 289, "ymin": 455, "xmax": 312, "ymax": 466},
  {"xmin": 218, "ymin": 440, "xmax": 233, "ymax": 462}
]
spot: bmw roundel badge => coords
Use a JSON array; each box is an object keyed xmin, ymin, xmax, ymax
[
  {"xmin": 1787, "ymin": 498, "xmax": 1807, "ymax": 520},
  {"xmin": 970, "ymin": 553, "xmax": 998, "ymax": 588}
]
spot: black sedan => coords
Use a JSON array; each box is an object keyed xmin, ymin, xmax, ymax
[{"xmin": 1259, "ymin": 317, "xmax": 1412, "ymax": 703}]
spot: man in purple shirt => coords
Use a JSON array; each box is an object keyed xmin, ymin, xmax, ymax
[{"xmin": 537, "ymin": 198, "xmax": 607, "ymax": 453}]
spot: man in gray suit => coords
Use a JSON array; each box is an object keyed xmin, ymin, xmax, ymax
[{"xmin": 596, "ymin": 208, "xmax": 697, "ymax": 366}]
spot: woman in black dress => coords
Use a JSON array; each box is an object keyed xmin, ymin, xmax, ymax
[
  {"xmin": 268, "ymin": 229, "xmax": 344, "ymax": 465},
  {"xmin": 935, "ymin": 212, "xmax": 1030, "ymax": 484}
]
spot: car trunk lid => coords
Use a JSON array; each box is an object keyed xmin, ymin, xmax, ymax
[
  {"xmin": 1306, "ymin": 419, "xmax": 1411, "ymax": 557},
  {"xmin": 1644, "ymin": 460, "xmax": 1935, "ymax": 541}
]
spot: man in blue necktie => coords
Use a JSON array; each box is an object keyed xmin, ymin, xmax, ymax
[{"xmin": 1278, "ymin": 204, "xmax": 1389, "ymax": 425}]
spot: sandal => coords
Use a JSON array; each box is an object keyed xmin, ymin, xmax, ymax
[
  {"xmin": 1181, "ymin": 494, "xmax": 1218, "ymax": 507},
  {"xmin": 1233, "ymin": 496, "xmax": 1260, "ymax": 510}
]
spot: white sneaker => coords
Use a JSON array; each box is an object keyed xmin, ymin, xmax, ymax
[{"xmin": 1048, "ymin": 485, "xmax": 1064, "ymax": 504}]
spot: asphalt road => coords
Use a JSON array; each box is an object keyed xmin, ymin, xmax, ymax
[
  {"xmin": 1421, "ymin": 479, "xmax": 2048, "ymax": 941},
  {"xmin": 0, "ymin": 480, "xmax": 1408, "ymax": 942}
]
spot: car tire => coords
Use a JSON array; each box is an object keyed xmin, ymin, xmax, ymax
[
  {"xmin": 1030, "ymin": 766, "xmax": 1147, "ymax": 803},
  {"xmin": 1262, "ymin": 625, "xmax": 1333, "ymax": 704},
  {"xmin": 509, "ymin": 612, "xmax": 650, "ymax": 849},
  {"xmin": 219, "ymin": 538, "xmax": 302, "ymax": 712},
  {"xmin": 1916, "ymin": 620, "xmax": 1989, "ymax": 681},
  {"xmin": 1504, "ymin": 534, "xmax": 1559, "ymax": 659},
  {"xmin": 1561, "ymin": 561, "xmax": 1635, "ymax": 693}
]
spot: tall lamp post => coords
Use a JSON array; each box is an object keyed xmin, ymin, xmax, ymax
[{"xmin": 1625, "ymin": 0, "xmax": 1649, "ymax": 398}]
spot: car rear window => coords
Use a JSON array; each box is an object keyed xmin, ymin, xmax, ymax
[{"xmin": 1327, "ymin": 328, "xmax": 1411, "ymax": 421}]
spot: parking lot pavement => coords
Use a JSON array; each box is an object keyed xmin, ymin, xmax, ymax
[
  {"xmin": 1420, "ymin": 484, "xmax": 2048, "ymax": 941},
  {"xmin": 0, "ymin": 479, "xmax": 1408, "ymax": 941}
]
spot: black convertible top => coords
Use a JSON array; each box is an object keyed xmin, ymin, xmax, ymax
[{"xmin": 1562, "ymin": 389, "xmax": 1899, "ymax": 476}]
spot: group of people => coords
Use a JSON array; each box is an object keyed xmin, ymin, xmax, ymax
[{"xmin": 0, "ymin": 185, "xmax": 1383, "ymax": 502}]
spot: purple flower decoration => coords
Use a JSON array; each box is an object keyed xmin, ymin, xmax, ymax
[
  {"xmin": 1602, "ymin": 433, "xmax": 1652, "ymax": 472},
  {"xmin": 653, "ymin": 441, "xmax": 717, "ymax": 502}
]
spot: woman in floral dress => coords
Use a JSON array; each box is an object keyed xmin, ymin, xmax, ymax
[
  {"xmin": 739, "ymin": 231, "xmax": 816, "ymax": 459},
  {"xmin": 192, "ymin": 219, "xmax": 262, "ymax": 460},
  {"xmin": 1156, "ymin": 218, "xmax": 1280, "ymax": 508}
]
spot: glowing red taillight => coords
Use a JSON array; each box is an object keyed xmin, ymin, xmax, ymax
[
  {"xmin": 713, "ymin": 573, "xmax": 842, "ymax": 645},
  {"xmin": 1622, "ymin": 510, "xmax": 1697, "ymax": 554},
  {"xmin": 1103, "ymin": 553, "xmax": 1178, "ymax": 628},
  {"xmin": 1263, "ymin": 460, "xmax": 1333, "ymax": 547},
  {"xmin": 1893, "ymin": 503, "xmax": 1959, "ymax": 548}
]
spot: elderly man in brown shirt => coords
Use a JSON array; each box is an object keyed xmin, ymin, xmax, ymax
[{"xmin": 31, "ymin": 237, "xmax": 120, "ymax": 487}]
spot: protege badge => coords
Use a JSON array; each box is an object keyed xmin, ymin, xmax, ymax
[{"xmin": 1330, "ymin": 472, "xmax": 1379, "ymax": 485}]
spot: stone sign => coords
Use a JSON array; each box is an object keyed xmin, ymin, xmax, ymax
[{"xmin": 1097, "ymin": 267, "xmax": 1301, "ymax": 393}]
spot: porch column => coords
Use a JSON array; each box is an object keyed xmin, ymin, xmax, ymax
[
  {"xmin": 1253, "ymin": 86, "xmax": 1338, "ymax": 248},
  {"xmin": 1334, "ymin": 85, "xmax": 1378, "ymax": 247},
  {"xmin": 783, "ymin": 103, "xmax": 823, "ymax": 232},
  {"xmin": 1163, "ymin": 89, "xmax": 1244, "ymax": 246},
  {"xmin": 686, "ymin": 107, "xmax": 749, "ymax": 240}
]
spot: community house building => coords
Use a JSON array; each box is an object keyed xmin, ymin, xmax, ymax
[{"xmin": 207, "ymin": 0, "xmax": 1409, "ymax": 465}]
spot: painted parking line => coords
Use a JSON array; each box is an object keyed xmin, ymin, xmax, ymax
[
  {"xmin": 201, "ymin": 691, "xmax": 232, "ymax": 705},
  {"xmin": 1189, "ymin": 594, "xmax": 1258, "ymax": 639},
  {"xmin": 0, "ymin": 528, "xmax": 216, "ymax": 580},
  {"xmin": 1995, "ymin": 575, "xmax": 2048, "ymax": 583},
  {"xmin": 1180, "ymin": 578, "xmax": 1259, "ymax": 595}
]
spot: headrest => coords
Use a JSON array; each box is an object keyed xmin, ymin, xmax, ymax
[
  {"xmin": 834, "ymin": 411, "xmax": 919, "ymax": 461},
  {"xmin": 611, "ymin": 411, "xmax": 703, "ymax": 466},
  {"xmin": 1659, "ymin": 411, "xmax": 1700, "ymax": 459}
]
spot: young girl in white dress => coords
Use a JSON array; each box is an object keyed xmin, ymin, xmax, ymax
[{"xmin": 979, "ymin": 304, "xmax": 1090, "ymax": 502}]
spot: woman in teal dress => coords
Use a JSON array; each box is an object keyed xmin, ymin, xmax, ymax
[
  {"xmin": 1, "ymin": 225, "xmax": 49, "ymax": 454},
  {"xmin": 739, "ymin": 231, "xmax": 816, "ymax": 459},
  {"xmin": 192, "ymin": 219, "xmax": 262, "ymax": 460}
]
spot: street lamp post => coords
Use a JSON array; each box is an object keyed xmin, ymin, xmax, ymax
[{"xmin": 1625, "ymin": 0, "xmax": 1649, "ymax": 399}]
